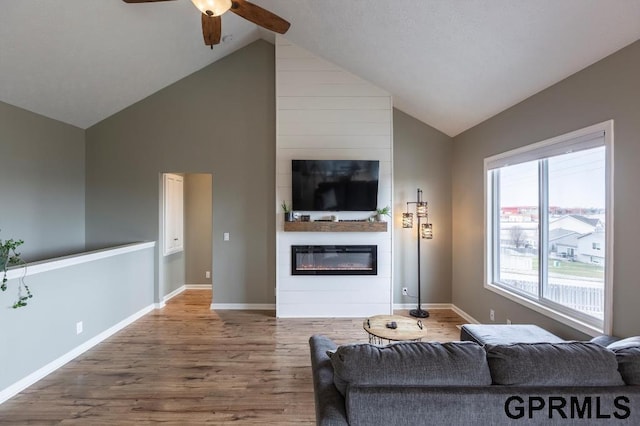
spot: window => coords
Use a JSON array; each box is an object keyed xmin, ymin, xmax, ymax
[{"xmin": 484, "ymin": 121, "xmax": 613, "ymax": 335}]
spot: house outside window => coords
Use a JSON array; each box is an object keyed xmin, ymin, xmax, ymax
[{"xmin": 484, "ymin": 121, "xmax": 613, "ymax": 335}]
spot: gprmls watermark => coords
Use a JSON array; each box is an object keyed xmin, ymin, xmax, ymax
[{"xmin": 504, "ymin": 396, "xmax": 631, "ymax": 420}]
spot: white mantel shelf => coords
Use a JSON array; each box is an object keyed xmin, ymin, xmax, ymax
[{"xmin": 284, "ymin": 221, "xmax": 388, "ymax": 232}]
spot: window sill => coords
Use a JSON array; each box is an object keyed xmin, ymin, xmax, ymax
[{"xmin": 484, "ymin": 282, "xmax": 603, "ymax": 337}]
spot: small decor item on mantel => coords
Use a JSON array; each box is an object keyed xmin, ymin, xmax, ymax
[
  {"xmin": 375, "ymin": 206, "xmax": 391, "ymax": 222},
  {"xmin": 0, "ymin": 230, "xmax": 32, "ymax": 308},
  {"xmin": 281, "ymin": 200, "xmax": 294, "ymax": 222}
]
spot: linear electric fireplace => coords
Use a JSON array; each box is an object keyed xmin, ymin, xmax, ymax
[{"xmin": 291, "ymin": 245, "xmax": 377, "ymax": 275}]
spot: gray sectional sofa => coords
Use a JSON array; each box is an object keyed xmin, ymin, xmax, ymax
[{"xmin": 309, "ymin": 333, "xmax": 640, "ymax": 425}]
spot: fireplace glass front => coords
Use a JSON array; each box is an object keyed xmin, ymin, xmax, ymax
[{"xmin": 291, "ymin": 245, "xmax": 377, "ymax": 275}]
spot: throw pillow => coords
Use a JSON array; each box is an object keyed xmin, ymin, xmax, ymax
[
  {"xmin": 590, "ymin": 335, "xmax": 622, "ymax": 347},
  {"xmin": 608, "ymin": 336, "xmax": 640, "ymax": 385}
]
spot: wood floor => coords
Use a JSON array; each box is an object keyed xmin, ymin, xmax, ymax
[{"xmin": 0, "ymin": 290, "xmax": 466, "ymax": 425}]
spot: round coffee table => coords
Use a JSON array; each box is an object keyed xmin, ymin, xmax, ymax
[{"xmin": 363, "ymin": 314, "xmax": 428, "ymax": 344}]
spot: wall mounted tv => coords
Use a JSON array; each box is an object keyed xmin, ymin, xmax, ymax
[{"xmin": 292, "ymin": 160, "xmax": 380, "ymax": 211}]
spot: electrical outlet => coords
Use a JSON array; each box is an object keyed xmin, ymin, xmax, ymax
[
  {"xmin": 402, "ymin": 287, "xmax": 408, "ymax": 296},
  {"xmin": 205, "ymin": 271, "xmax": 211, "ymax": 279},
  {"xmin": 76, "ymin": 321, "xmax": 83, "ymax": 335},
  {"xmin": 489, "ymin": 309, "xmax": 495, "ymax": 322}
]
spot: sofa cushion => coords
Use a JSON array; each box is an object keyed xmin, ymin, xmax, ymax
[
  {"xmin": 486, "ymin": 342, "xmax": 624, "ymax": 386},
  {"xmin": 329, "ymin": 341, "xmax": 491, "ymax": 395},
  {"xmin": 607, "ymin": 337, "xmax": 640, "ymax": 385}
]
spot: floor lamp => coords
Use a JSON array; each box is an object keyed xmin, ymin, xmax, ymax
[{"xmin": 403, "ymin": 188, "xmax": 433, "ymax": 318}]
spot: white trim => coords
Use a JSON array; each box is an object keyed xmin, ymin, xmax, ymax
[
  {"xmin": 392, "ymin": 303, "xmax": 480, "ymax": 325},
  {"xmin": 0, "ymin": 299, "xmax": 475, "ymax": 405},
  {"xmin": 393, "ymin": 303, "xmax": 454, "ymax": 311},
  {"xmin": 5, "ymin": 242, "xmax": 156, "ymax": 280},
  {"xmin": 450, "ymin": 305, "xmax": 480, "ymax": 324},
  {"xmin": 185, "ymin": 284, "xmax": 212, "ymax": 290},
  {"xmin": 484, "ymin": 122, "xmax": 608, "ymax": 170},
  {"xmin": 210, "ymin": 303, "xmax": 275, "ymax": 310},
  {"xmin": 163, "ymin": 286, "xmax": 186, "ymax": 302},
  {"xmin": 162, "ymin": 173, "xmax": 184, "ymax": 256},
  {"xmin": 0, "ymin": 303, "xmax": 155, "ymax": 405},
  {"xmin": 483, "ymin": 120, "xmax": 613, "ymax": 336},
  {"xmin": 603, "ymin": 123, "xmax": 614, "ymax": 335},
  {"xmin": 485, "ymin": 285, "xmax": 601, "ymax": 337},
  {"xmin": 157, "ymin": 285, "xmax": 210, "ymax": 308}
]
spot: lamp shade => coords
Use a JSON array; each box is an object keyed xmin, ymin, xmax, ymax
[
  {"xmin": 191, "ymin": 0, "xmax": 232, "ymax": 16},
  {"xmin": 402, "ymin": 212, "xmax": 413, "ymax": 228},
  {"xmin": 421, "ymin": 223, "xmax": 433, "ymax": 239},
  {"xmin": 416, "ymin": 202, "xmax": 428, "ymax": 218}
]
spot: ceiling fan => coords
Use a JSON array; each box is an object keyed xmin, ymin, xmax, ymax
[{"xmin": 123, "ymin": 0, "xmax": 290, "ymax": 48}]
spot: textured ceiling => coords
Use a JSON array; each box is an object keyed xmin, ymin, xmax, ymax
[{"xmin": 1, "ymin": 1, "xmax": 639, "ymax": 136}]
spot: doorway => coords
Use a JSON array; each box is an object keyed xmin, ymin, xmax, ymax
[{"xmin": 160, "ymin": 173, "xmax": 213, "ymax": 305}]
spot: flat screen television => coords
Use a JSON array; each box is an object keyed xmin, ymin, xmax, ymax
[{"xmin": 292, "ymin": 160, "xmax": 380, "ymax": 211}]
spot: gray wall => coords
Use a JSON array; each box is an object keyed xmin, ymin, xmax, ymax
[
  {"xmin": 452, "ymin": 40, "xmax": 640, "ymax": 339},
  {"xmin": 85, "ymin": 40, "xmax": 276, "ymax": 304},
  {"xmin": 393, "ymin": 109, "xmax": 453, "ymax": 305},
  {"xmin": 185, "ymin": 173, "xmax": 212, "ymax": 285},
  {"xmin": 162, "ymin": 250, "xmax": 185, "ymax": 297},
  {"xmin": 0, "ymin": 245, "xmax": 154, "ymax": 391},
  {"xmin": 0, "ymin": 101, "xmax": 85, "ymax": 261}
]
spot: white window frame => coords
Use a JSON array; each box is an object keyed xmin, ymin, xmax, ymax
[{"xmin": 484, "ymin": 120, "xmax": 614, "ymax": 336}]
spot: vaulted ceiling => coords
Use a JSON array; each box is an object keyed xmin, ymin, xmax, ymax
[{"xmin": 1, "ymin": 1, "xmax": 639, "ymax": 136}]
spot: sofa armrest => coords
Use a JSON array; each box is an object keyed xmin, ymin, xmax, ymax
[{"xmin": 309, "ymin": 335, "xmax": 348, "ymax": 426}]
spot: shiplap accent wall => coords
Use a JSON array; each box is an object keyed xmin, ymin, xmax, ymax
[{"xmin": 275, "ymin": 36, "xmax": 393, "ymax": 317}]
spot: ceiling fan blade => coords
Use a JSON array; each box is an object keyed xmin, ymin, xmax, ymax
[
  {"xmin": 230, "ymin": 0, "xmax": 290, "ymax": 34},
  {"xmin": 122, "ymin": 0, "xmax": 175, "ymax": 3},
  {"xmin": 202, "ymin": 14, "xmax": 222, "ymax": 47}
]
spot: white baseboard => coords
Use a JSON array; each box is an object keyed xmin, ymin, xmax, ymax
[
  {"xmin": 210, "ymin": 303, "xmax": 275, "ymax": 310},
  {"xmin": 0, "ymin": 304, "xmax": 155, "ymax": 405},
  {"xmin": 392, "ymin": 303, "xmax": 479, "ymax": 325},
  {"xmin": 163, "ymin": 285, "xmax": 186, "ymax": 302},
  {"xmin": 0, "ymin": 299, "xmax": 478, "ymax": 406},
  {"xmin": 450, "ymin": 304, "xmax": 480, "ymax": 324},
  {"xmin": 154, "ymin": 285, "xmax": 211, "ymax": 309},
  {"xmin": 185, "ymin": 284, "xmax": 212, "ymax": 290},
  {"xmin": 393, "ymin": 303, "xmax": 455, "ymax": 311}
]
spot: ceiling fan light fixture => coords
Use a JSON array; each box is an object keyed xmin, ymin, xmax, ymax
[{"xmin": 191, "ymin": 0, "xmax": 232, "ymax": 17}]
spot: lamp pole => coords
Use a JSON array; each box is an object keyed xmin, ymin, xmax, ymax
[
  {"xmin": 403, "ymin": 188, "xmax": 432, "ymax": 319},
  {"xmin": 411, "ymin": 203, "xmax": 428, "ymax": 318}
]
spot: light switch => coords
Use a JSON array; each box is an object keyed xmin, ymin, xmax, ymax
[{"xmin": 223, "ymin": 232, "xmax": 230, "ymax": 241}]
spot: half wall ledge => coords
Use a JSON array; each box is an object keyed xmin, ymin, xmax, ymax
[{"xmin": 4, "ymin": 242, "xmax": 156, "ymax": 280}]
